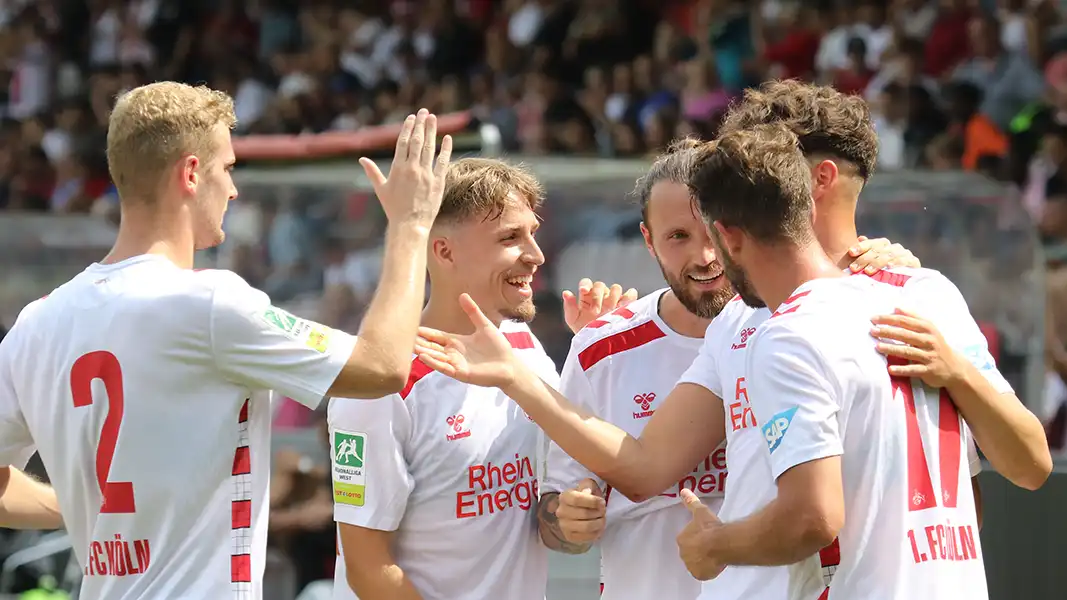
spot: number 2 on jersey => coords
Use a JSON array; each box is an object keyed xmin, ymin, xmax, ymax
[
  {"xmin": 70, "ymin": 351, "xmax": 136, "ymax": 514},
  {"xmin": 892, "ymin": 376, "xmax": 961, "ymax": 512}
]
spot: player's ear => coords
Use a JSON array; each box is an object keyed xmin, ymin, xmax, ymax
[
  {"xmin": 810, "ymin": 159, "xmax": 838, "ymax": 202},
  {"xmin": 711, "ymin": 221, "xmax": 742, "ymax": 258},
  {"xmin": 430, "ymin": 236, "xmax": 454, "ymax": 269},
  {"xmin": 639, "ymin": 222, "xmax": 655, "ymax": 259},
  {"xmin": 179, "ymin": 155, "xmax": 199, "ymax": 196}
]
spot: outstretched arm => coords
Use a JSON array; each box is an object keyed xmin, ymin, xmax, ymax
[{"xmin": 0, "ymin": 466, "xmax": 62, "ymax": 530}]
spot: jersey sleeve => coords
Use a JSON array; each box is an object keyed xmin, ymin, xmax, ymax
[
  {"xmin": 675, "ymin": 320, "xmax": 725, "ymax": 397},
  {"xmin": 903, "ymin": 274, "xmax": 1013, "ymax": 395},
  {"xmin": 746, "ymin": 320, "xmax": 843, "ymax": 481},
  {"xmin": 209, "ymin": 274, "xmax": 358, "ymax": 409},
  {"xmin": 965, "ymin": 424, "xmax": 982, "ymax": 476},
  {"xmin": 328, "ymin": 395, "xmax": 414, "ymax": 531},
  {"xmin": 542, "ymin": 346, "xmax": 602, "ymax": 493},
  {"xmin": 0, "ymin": 339, "xmax": 33, "ymax": 469}
]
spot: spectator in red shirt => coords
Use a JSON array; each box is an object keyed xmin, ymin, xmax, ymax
[
  {"xmin": 834, "ymin": 37, "xmax": 876, "ymax": 95},
  {"xmin": 754, "ymin": 4, "xmax": 822, "ymax": 81},
  {"xmin": 924, "ymin": 0, "xmax": 974, "ymax": 77}
]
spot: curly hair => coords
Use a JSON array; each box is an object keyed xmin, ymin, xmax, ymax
[{"xmin": 718, "ymin": 80, "xmax": 877, "ymax": 181}]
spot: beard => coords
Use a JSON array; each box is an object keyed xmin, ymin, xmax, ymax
[
  {"xmin": 658, "ymin": 260, "xmax": 736, "ymax": 319},
  {"xmin": 719, "ymin": 250, "xmax": 765, "ymax": 309},
  {"xmin": 501, "ymin": 298, "xmax": 537, "ymax": 323}
]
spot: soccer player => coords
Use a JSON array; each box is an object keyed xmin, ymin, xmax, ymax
[
  {"xmin": 413, "ymin": 80, "xmax": 1049, "ymax": 600},
  {"xmin": 538, "ymin": 138, "xmax": 917, "ymax": 600},
  {"xmin": 328, "ymin": 158, "xmax": 632, "ymax": 600},
  {"xmin": 0, "ymin": 83, "xmax": 452, "ymax": 599},
  {"xmin": 676, "ymin": 122, "xmax": 992, "ymax": 598}
]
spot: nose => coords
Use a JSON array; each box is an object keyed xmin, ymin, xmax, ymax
[
  {"xmin": 699, "ymin": 243, "xmax": 717, "ymax": 266},
  {"xmin": 524, "ymin": 237, "xmax": 546, "ymax": 267}
]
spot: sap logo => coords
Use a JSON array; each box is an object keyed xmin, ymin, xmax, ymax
[
  {"xmin": 962, "ymin": 344, "xmax": 995, "ymax": 372},
  {"xmin": 761, "ymin": 406, "xmax": 799, "ymax": 454}
]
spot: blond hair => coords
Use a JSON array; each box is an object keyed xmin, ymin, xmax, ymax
[
  {"xmin": 438, "ymin": 158, "xmax": 544, "ymax": 224},
  {"xmin": 106, "ymin": 82, "xmax": 237, "ymax": 201}
]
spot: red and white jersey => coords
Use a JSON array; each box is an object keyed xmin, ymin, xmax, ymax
[
  {"xmin": 0, "ymin": 255, "xmax": 356, "ymax": 600},
  {"xmin": 679, "ymin": 268, "xmax": 1005, "ymax": 600},
  {"xmin": 329, "ymin": 321, "xmax": 558, "ymax": 600},
  {"xmin": 746, "ymin": 270, "xmax": 1001, "ymax": 600},
  {"xmin": 544, "ymin": 290, "xmax": 728, "ymax": 600}
]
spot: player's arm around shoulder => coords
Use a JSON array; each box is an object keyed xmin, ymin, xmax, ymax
[
  {"xmin": 330, "ymin": 393, "xmax": 423, "ymax": 599},
  {"xmin": 872, "ymin": 271, "xmax": 1052, "ymax": 490}
]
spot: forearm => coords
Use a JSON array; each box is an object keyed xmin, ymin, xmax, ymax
[
  {"xmin": 502, "ymin": 367, "xmax": 665, "ymax": 499},
  {"xmin": 352, "ymin": 221, "xmax": 432, "ymax": 388},
  {"xmin": 0, "ymin": 467, "xmax": 63, "ymax": 530},
  {"xmin": 946, "ymin": 364, "xmax": 1051, "ymax": 490},
  {"xmin": 537, "ymin": 493, "xmax": 593, "ymax": 554},
  {"xmin": 707, "ymin": 499, "xmax": 832, "ymax": 567}
]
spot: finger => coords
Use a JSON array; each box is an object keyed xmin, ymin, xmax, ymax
[
  {"xmin": 680, "ymin": 489, "xmax": 714, "ymax": 522},
  {"xmin": 620, "ymin": 288, "xmax": 639, "ymax": 307},
  {"xmin": 888, "ymin": 364, "xmax": 930, "ymax": 377},
  {"xmin": 577, "ymin": 478, "xmax": 603, "ymax": 497},
  {"xmin": 459, "ymin": 293, "xmax": 494, "ymax": 328},
  {"xmin": 413, "ymin": 339, "xmax": 446, "ymax": 356},
  {"xmin": 870, "ymin": 325, "xmax": 933, "ymax": 349},
  {"xmin": 422, "ymin": 113, "xmax": 437, "ymax": 168},
  {"xmin": 394, "ymin": 114, "xmax": 416, "ymax": 163},
  {"xmin": 875, "ymin": 342, "xmax": 928, "ymax": 362},
  {"xmin": 560, "ymin": 490, "xmax": 606, "ymax": 510},
  {"xmin": 556, "ymin": 503, "xmax": 606, "ymax": 522},
  {"xmin": 605, "ymin": 284, "xmax": 623, "ymax": 311},
  {"xmin": 417, "ymin": 326, "xmax": 454, "ymax": 346},
  {"xmin": 869, "ymin": 313, "xmax": 930, "ymax": 333},
  {"xmin": 408, "ymin": 108, "xmax": 428, "ymax": 162},
  {"xmin": 359, "ymin": 158, "xmax": 387, "ymax": 192},
  {"xmin": 558, "ymin": 516, "xmax": 605, "ymax": 533},
  {"xmin": 585, "ymin": 281, "xmax": 608, "ymax": 316},
  {"xmin": 415, "ymin": 346, "xmax": 452, "ymax": 363},
  {"xmin": 434, "ymin": 134, "xmax": 453, "ymax": 178},
  {"xmin": 416, "ymin": 352, "xmax": 457, "ymax": 377},
  {"xmin": 577, "ymin": 278, "xmax": 593, "ymax": 294}
]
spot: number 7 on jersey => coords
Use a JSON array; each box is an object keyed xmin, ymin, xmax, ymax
[{"xmin": 71, "ymin": 351, "xmax": 137, "ymax": 514}]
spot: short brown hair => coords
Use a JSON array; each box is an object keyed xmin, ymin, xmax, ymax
[
  {"xmin": 438, "ymin": 158, "xmax": 544, "ymax": 224},
  {"xmin": 106, "ymin": 82, "xmax": 236, "ymax": 200},
  {"xmin": 632, "ymin": 137, "xmax": 702, "ymax": 224},
  {"xmin": 690, "ymin": 124, "xmax": 814, "ymax": 244},
  {"xmin": 718, "ymin": 80, "xmax": 877, "ymax": 181}
]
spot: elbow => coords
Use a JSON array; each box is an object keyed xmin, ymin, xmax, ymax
[
  {"xmin": 613, "ymin": 481, "xmax": 661, "ymax": 504},
  {"xmin": 793, "ymin": 508, "xmax": 842, "ymax": 556},
  {"xmin": 1013, "ymin": 455, "xmax": 1052, "ymax": 491}
]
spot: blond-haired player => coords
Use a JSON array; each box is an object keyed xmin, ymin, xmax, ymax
[{"xmin": 0, "ymin": 82, "xmax": 452, "ymax": 599}]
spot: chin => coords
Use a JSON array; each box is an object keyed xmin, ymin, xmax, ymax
[
  {"xmin": 194, "ymin": 230, "xmax": 226, "ymax": 251},
  {"xmin": 500, "ymin": 300, "xmax": 537, "ymax": 324}
]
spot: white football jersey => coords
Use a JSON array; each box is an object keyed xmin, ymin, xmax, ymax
[
  {"xmin": 679, "ymin": 268, "xmax": 1006, "ymax": 600},
  {"xmin": 0, "ymin": 255, "xmax": 357, "ymax": 600},
  {"xmin": 329, "ymin": 321, "xmax": 559, "ymax": 600},
  {"xmin": 747, "ymin": 270, "xmax": 998, "ymax": 600},
  {"xmin": 544, "ymin": 290, "xmax": 729, "ymax": 600}
]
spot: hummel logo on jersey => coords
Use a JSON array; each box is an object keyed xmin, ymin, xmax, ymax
[
  {"xmin": 633, "ymin": 392, "xmax": 656, "ymax": 419},
  {"xmin": 732, "ymin": 327, "xmax": 757, "ymax": 350},
  {"xmin": 762, "ymin": 406, "xmax": 799, "ymax": 453},
  {"xmin": 446, "ymin": 414, "xmax": 471, "ymax": 441}
]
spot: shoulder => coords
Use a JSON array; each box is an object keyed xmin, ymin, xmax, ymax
[
  {"xmin": 706, "ymin": 295, "xmax": 757, "ymax": 342},
  {"xmin": 569, "ymin": 292, "xmax": 667, "ymax": 372}
]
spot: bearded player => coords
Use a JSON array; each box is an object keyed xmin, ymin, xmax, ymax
[
  {"xmin": 328, "ymin": 158, "xmax": 633, "ymax": 600},
  {"xmin": 0, "ymin": 85, "xmax": 453, "ymax": 599},
  {"xmin": 413, "ymin": 81, "xmax": 1050, "ymax": 600},
  {"xmin": 537, "ymin": 138, "xmax": 917, "ymax": 600}
]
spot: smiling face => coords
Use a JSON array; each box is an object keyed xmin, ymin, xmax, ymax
[
  {"xmin": 433, "ymin": 195, "xmax": 545, "ymax": 323},
  {"xmin": 641, "ymin": 180, "xmax": 734, "ymax": 319}
]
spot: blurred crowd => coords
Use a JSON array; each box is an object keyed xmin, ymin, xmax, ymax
[{"xmin": 0, "ymin": 0, "xmax": 1066, "ymax": 596}]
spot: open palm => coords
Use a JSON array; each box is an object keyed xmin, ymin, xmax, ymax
[{"xmin": 415, "ymin": 294, "xmax": 522, "ymax": 388}]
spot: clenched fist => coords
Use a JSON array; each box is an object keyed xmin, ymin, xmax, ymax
[{"xmin": 556, "ymin": 478, "xmax": 607, "ymax": 544}]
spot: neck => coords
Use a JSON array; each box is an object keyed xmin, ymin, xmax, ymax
[
  {"xmin": 657, "ymin": 290, "xmax": 712, "ymax": 338},
  {"xmin": 101, "ymin": 204, "xmax": 195, "ymax": 269},
  {"xmin": 749, "ymin": 240, "xmax": 845, "ymax": 310},
  {"xmin": 422, "ymin": 289, "xmax": 505, "ymax": 334},
  {"xmin": 813, "ymin": 191, "xmax": 860, "ymax": 270}
]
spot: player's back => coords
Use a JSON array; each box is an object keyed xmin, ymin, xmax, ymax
[
  {"xmin": 749, "ymin": 275, "xmax": 985, "ymax": 600},
  {"xmin": 3, "ymin": 256, "xmax": 267, "ymax": 599}
]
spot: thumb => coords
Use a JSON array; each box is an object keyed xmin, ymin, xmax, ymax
[
  {"xmin": 459, "ymin": 293, "xmax": 494, "ymax": 328},
  {"xmin": 680, "ymin": 489, "xmax": 714, "ymax": 523},
  {"xmin": 359, "ymin": 157, "xmax": 387, "ymax": 192}
]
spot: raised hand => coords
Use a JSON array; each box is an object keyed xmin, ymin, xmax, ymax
[
  {"xmin": 359, "ymin": 108, "xmax": 454, "ymax": 228},
  {"xmin": 415, "ymin": 294, "xmax": 523, "ymax": 388},
  {"xmin": 562, "ymin": 279, "xmax": 640, "ymax": 333}
]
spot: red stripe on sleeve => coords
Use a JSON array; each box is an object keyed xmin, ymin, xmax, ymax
[
  {"xmin": 400, "ymin": 359, "xmax": 434, "ymax": 400},
  {"xmin": 864, "ymin": 269, "xmax": 912, "ymax": 287},
  {"xmin": 231, "ymin": 499, "xmax": 251, "ymax": 529},
  {"xmin": 231, "ymin": 554, "xmax": 251, "ymax": 582},
  {"xmin": 232, "ymin": 447, "xmax": 251, "ymax": 476},
  {"xmin": 238, "ymin": 399, "xmax": 249, "ymax": 423},
  {"xmin": 503, "ymin": 331, "xmax": 535, "ymax": 349},
  {"xmin": 578, "ymin": 321, "xmax": 666, "ymax": 371}
]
